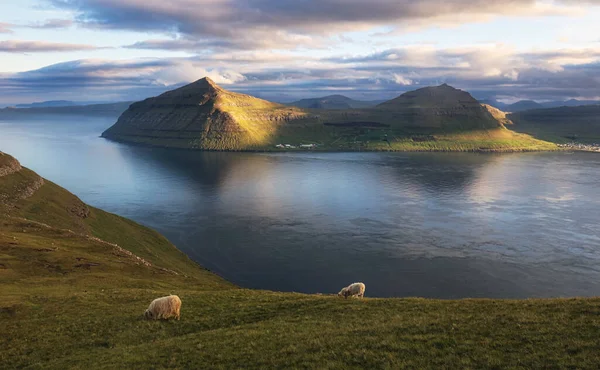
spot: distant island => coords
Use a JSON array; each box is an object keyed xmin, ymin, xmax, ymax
[
  {"xmin": 479, "ymin": 98, "xmax": 600, "ymax": 112},
  {"xmin": 102, "ymin": 77, "xmax": 555, "ymax": 152},
  {"xmin": 0, "ymin": 101, "xmax": 132, "ymax": 117},
  {"xmin": 288, "ymin": 94, "xmax": 384, "ymax": 109}
]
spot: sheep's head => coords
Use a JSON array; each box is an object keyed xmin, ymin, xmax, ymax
[
  {"xmin": 144, "ymin": 310, "xmax": 153, "ymax": 320},
  {"xmin": 338, "ymin": 288, "xmax": 347, "ymax": 297}
]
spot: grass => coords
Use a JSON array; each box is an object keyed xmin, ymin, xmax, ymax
[
  {"xmin": 2, "ymin": 152, "xmax": 600, "ymax": 368},
  {"xmin": 509, "ymin": 106, "xmax": 600, "ymax": 144}
]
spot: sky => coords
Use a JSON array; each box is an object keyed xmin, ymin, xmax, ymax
[{"xmin": 0, "ymin": 0, "xmax": 600, "ymax": 105}]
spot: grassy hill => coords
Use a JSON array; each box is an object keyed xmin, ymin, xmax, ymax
[
  {"xmin": 289, "ymin": 95, "xmax": 382, "ymax": 109},
  {"xmin": 509, "ymin": 105, "xmax": 600, "ymax": 144},
  {"xmin": 4, "ymin": 151, "xmax": 600, "ymax": 368},
  {"xmin": 102, "ymin": 78, "xmax": 556, "ymax": 152}
]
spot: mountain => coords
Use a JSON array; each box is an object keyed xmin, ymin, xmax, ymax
[
  {"xmin": 509, "ymin": 105, "xmax": 600, "ymax": 142},
  {"xmin": 0, "ymin": 101, "xmax": 133, "ymax": 117},
  {"xmin": 541, "ymin": 99, "xmax": 600, "ymax": 108},
  {"xmin": 481, "ymin": 104, "xmax": 513, "ymax": 125},
  {"xmin": 478, "ymin": 99, "xmax": 508, "ymax": 110},
  {"xmin": 102, "ymin": 77, "xmax": 307, "ymax": 149},
  {"xmin": 374, "ymin": 83, "xmax": 500, "ymax": 129},
  {"xmin": 289, "ymin": 95, "xmax": 382, "ymax": 109},
  {"xmin": 102, "ymin": 78, "xmax": 552, "ymax": 151},
  {"xmin": 14, "ymin": 100, "xmax": 78, "ymax": 108},
  {"xmin": 505, "ymin": 100, "xmax": 544, "ymax": 112},
  {"xmin": 479, "ymin": 98, "xmax": 600, "ymax": 112}
]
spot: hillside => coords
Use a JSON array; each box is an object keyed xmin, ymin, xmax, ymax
[
  {"xmin": 482, "ymin": 104, "xmax": 513, "ymax": 125},
  {"xmin": 289, "ymin": 95, "xmax": 381, "ymax": 109},
  {"xmin": 2, "ymin": 151, "xmax": 600, "ymax": 368},
  {"xmin": 102, "ymin": 77, "xmax": 554, "ymax": 152},
  {"xmin": 15, "ymin": 100, "xmax": 77, "ymax": 109},
  {"xmin": 478, "ymin": 98, "xmax": 600, "ymax": 112},
  {"xmin": 509, "ymin": 105, "xmax": 600, "ymax": 143},
  {"xmin": 0, "ymin": 153, "xmax": 600, "ymax": 369},
  {"xmin": 506, "ymin": 100, "xmax": 544, "ymax": 112}
]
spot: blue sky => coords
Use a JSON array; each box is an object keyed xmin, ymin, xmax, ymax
[{"xmin": 1, "ymin": 0, "xmax": 599, "ymax": 105}]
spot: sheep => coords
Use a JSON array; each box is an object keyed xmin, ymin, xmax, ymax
[
  {"xmin": 338, "ymin": 282, "xmax": 366, "ymax": 298},
  {"xmin": 144, "ymin": 295, "xmax": 181, "ymax": 320}
]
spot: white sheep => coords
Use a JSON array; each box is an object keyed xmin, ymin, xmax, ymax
[
  {"xmin": 338, "ymin": 282, "xmax": 366, "ymax": 298},
  {"xmin": 144, "ymin": 295, "xmax": 181, "ymax": 320}
]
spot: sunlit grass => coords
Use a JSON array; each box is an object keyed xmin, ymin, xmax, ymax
[{"xmin": 3, "ymin": 153, "xmax": 599, "ymax": 368}]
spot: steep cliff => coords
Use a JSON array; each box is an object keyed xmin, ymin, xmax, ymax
[{"xmin": 102, "ymin": 77, "xmax": 307, "ymax": 149}]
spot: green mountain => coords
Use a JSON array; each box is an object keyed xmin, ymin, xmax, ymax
[
  {"xmin": 3, "ymin": 150, "xmax": 600, "ymax": 368},
  {"xmin": 509, "ymin": 105, "xmax": 600, "ymax": 143},
  {"xmin": 289, "ymin": 95, "xmax": 382, "ymax": 109},
  {"xmin": 102, "ymin": 78, "xmax": 554, "ymax": 152}
]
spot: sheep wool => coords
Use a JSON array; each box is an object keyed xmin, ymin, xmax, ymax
[
  {"xmin": 338, "ymin": 282, "xmax": 366, "ymax": 298},
  {"xmin": 144, "ymin": 295, "xmax": 182, "ymax": 320}
]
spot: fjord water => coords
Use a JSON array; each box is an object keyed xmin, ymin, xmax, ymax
[{"xmin": 1, "ymin": 115, "xmax": 599, "ymax": 298}]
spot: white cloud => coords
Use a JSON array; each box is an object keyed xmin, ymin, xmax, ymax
[{"xmin": 392, "ymin": 74, "xmax": 413, "ymax": 85}]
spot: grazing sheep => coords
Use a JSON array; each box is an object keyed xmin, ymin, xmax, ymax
[
  {"xmin": 144, "ymin": 295, "xmax": 181, "ymax": 320},
  {"xmin": 338, "ymin": 282, "xmax": 366, "ymax": 298}
]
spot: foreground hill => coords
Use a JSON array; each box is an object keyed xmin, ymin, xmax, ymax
[
  {"xmin": 289, "ymin": 95, "xmax": 382, "ymax": 109},
  {"xmin": 102, "ymin": 78, "xmax": 555, "ymax": 152},
  {"xmin": 2, "ymin": 151, "xmax": 600, "ymax": 368},
  {"xmin": 509, "ymin": 105, "xmax": 600, "ymax": 143}
]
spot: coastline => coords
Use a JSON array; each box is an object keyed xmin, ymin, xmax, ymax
[{"xmin": 101, "ymin": 134, "xmax": 562, "ymax": 154}]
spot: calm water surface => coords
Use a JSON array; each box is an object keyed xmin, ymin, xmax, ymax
[{"xmin": 1, "ymin": 115, "xmax": 599, "ymax": 298}]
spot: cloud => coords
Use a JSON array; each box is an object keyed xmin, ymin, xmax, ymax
[
  {"xmin": 0, "ymin": 23, "xmax": 13, "ymax": 33},
  {"xmin": 3, "ymin": 44, "xmax": 600, "ymax": 104},
  {"xmin": 0, "ymin": 40, "xmax": 99, "ymax": 53},
  {"xmin": 47, "ymin": 0, "xmax": 594, "ymax": 51},
  {"xmin": 27, "ymin": 19, "xmax": 74, "ymax": 29},
  {"xmin": 392, "ymin": 74, "xmax": 413, "ymax": 85}
]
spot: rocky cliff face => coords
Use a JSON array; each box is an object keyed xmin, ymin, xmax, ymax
[
  {"xmin": 0, "ymin": 152, "xmax": 22, "ymax": 177},
  {"xmin": 102, "ymin": 77, "xmax": 307, "ymax": 150}
]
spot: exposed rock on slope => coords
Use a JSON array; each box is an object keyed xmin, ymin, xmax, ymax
[
  {"xmin": 102, "ymin": 77, "xmax": 307, "ymax": 149},
  {"xmin": 482, "ymin": 104, "xmax": 513, "ymax": 125},
  {"xmin": 0, "ymin": 152, "xmax": 22, "ymax": 177}
]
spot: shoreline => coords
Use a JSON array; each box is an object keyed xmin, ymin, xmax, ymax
[{"xmin": 101, "ymin": 135, "xmax": 564, "ymax": 154}]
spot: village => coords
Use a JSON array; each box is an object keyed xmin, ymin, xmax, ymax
[
  {"xmin": 275, "ymin": 143, "xmax": 319, "ymax": 149},
  {"xmin": 558, "ymin": 142, "xmax": 600, "ymax": 152}
]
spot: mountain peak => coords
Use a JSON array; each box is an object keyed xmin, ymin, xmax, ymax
[
  {"xmin": 377, "ymin": 83, "xmax": 476, "ymax": 110},
  {"xmin": 184, "ymin": 76, "xmax": 223, "ymax": 91}
]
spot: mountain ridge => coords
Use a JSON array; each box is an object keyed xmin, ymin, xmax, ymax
[
  {"xmin": 102, "ymin": 78, "xmax": 552, "ymax": 152},
  {"xmin": 289, "ymin": 94, "xmax": 383, "ymax": 109}
]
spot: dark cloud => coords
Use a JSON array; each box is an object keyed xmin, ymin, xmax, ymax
[
  {"xmin": 2, "ymin": 45, "xmax": 600, "ymax": 104},
  {"xmin": 47, "ymin": 0, "xmax": 585, "ymax": 51},
  {"xmin": 0, "ymin": 40, "xmax": 99, "ymax": 53}
]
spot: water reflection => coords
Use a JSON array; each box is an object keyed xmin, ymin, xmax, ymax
[{"xmin": 1, "ymin": 116, "xmax": 599, "ymax": 298}]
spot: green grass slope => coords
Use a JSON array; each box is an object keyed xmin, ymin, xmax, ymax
[
  {"xmin": 102, "ymin": 78, "xmax": 556, "ymax": 152},
  {"xmin": 3, "ymin": 152, "xmax": 599, "ymax": 368},
  {"xmin": 289, "ymin": 95, "xmax": 380, "ymax": 109},
  {"xmin": 509, "ymin": 105, "xmax": 600, "ymax": 144}
]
